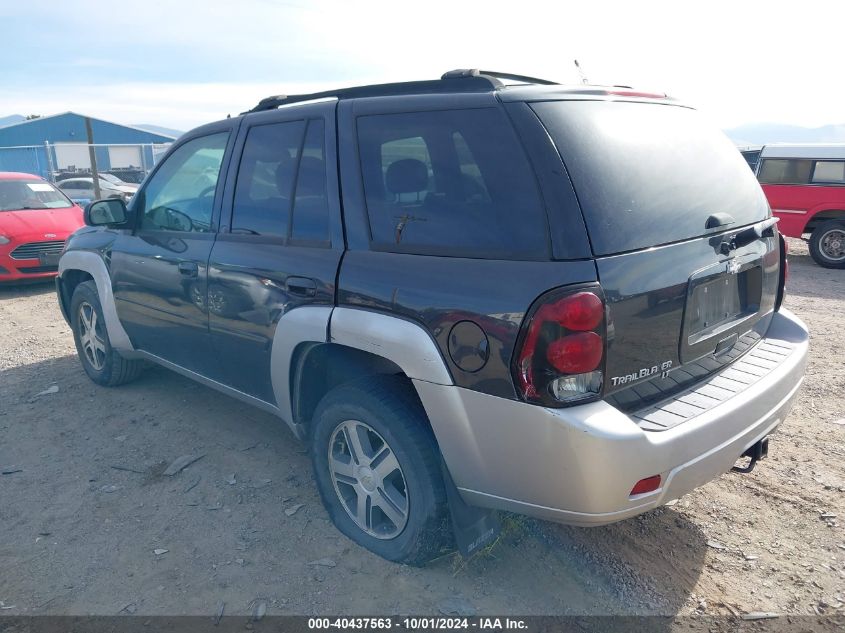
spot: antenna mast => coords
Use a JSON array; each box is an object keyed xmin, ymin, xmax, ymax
[{"xmin": 574, "ymin": 59, "xmax": 589, "ymax": 84}]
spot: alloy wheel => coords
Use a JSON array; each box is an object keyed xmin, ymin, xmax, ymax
[
  {"xmin": 328, "ymin": 420, "xmax": 409, "ymax": 539},
  {"xmin": 78, "ymin": 301, "xmax": 106, "ymax": 371}
]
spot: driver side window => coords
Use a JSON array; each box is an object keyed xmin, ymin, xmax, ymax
[{"xmin": 138, "ymin": 132, "xmax": 229, "ymax": 232}]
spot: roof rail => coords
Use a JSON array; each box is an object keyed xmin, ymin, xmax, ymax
[
  {"xmin": 443, "ymin": 69, "xmax": 558, "ymax": 86},
  {"xmin": 246, "ymin": 69, "xmax": 557, "ymax": 113}
]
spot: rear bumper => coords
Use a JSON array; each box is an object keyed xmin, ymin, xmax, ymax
[{"xmin": 416, "ymin": 308, "xmax": 809, "ymax": 526}]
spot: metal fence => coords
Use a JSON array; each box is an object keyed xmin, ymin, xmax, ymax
[{"xmin": 0, "ymin": 141, "xmax": 171, "ymax": 184}]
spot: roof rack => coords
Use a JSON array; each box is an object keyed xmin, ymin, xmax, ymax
[
  {"xmin": 246, "ymin": 69, "xmax": 558, "ymax": 113},
  {"xmin": 443, "ymin": 69, "xmax": 558, "ymax": 86}
]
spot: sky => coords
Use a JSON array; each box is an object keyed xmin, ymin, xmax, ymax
[{"xmin": 2, "ymin": 0, "xmax": 844, "ymax": 132}]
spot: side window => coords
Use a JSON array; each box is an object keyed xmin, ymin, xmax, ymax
[
  {"xmin": 231, "ymin": 121, "xmax": 305, "ymax": 237},
  {"xmin": 356, "ymin": 108, "xmax": 547, "ymax": 258},
  {"xmin": 812, "ymin": 160, "xmax": 845, "ymax": 184},
  {"xmin": 139, "ymin": 132, "xmax": 228, "ymax": 232},
  {"xmin": 758, "ymin": 159, "xmax": 813, "ymax": 185},
  {"xmin": 290, "ymin": 119, "xmax": 330, "ymax": 243}
]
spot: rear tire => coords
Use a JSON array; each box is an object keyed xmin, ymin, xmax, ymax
[
  {"xmin": 70, "ymin": 280, "xmax": 145, "ymax": 386},
  {"xmin": 310, "ymin": 375, "xmax": 453, "ymax": 565},
  {"xmin": 809, "ymin": 219, "xmax": 845, "ymax": 268}
]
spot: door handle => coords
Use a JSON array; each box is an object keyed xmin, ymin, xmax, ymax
[
  {"xmin": 178, "ymin": 261, "xmax": 198, "ymax": 277},
  {"xmin": 286, "ymin": 276, "xmax": 317, "ymax": 297}
]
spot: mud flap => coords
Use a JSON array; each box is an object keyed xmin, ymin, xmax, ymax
[{"xmin": 440, "ymin": 460, "xmax": 501, "ymax": 557}]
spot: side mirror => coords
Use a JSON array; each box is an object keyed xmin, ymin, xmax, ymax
[{"xmin": 85, "ymin": 198, "xmax": 129, "ymax": 227}]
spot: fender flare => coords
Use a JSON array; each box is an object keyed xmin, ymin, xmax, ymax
[
  {"xmin": 269, "ymin": 306, "xmax": 454, "ymax": 434},
  {"xmin": 58, "ymin": 251, "xmax": 135, "ymax": 353},
  {"xmin": 328, "ymin": 307, "xmax": 453, "ymax": 386}
]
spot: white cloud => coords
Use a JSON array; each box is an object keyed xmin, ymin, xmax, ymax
[{"xmin": 4, "ymin": 0, "xmax": 845, "ymax": 130}]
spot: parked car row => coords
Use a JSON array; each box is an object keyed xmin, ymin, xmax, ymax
[{"xmin": 56, "ymin": 173, "xmax": 138, "ymax": 203}]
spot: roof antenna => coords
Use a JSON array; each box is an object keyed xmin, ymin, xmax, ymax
[{"xmin": 574, "ymin": 59, "xmax": 589, "ymax": 84}]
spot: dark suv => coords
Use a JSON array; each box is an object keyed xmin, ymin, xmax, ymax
[{"xmin": 56, "ymin": 70, "xmax": 809, "ymax": 565}]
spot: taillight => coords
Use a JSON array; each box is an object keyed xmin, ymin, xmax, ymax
[{"xmin": 513, "ymin": 286, "xmax": 606, "ymax": 406}]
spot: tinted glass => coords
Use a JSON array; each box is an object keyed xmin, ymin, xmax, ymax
[
  {"xmin": 231, "ymin": 120, "xmax": 305, "ymax": 238},
  {"xmin": 740, "ymin": 150, "xmax": 761, "ymax": 171},
  {"xmin": 139, "ymin": 132, "xmax": 228, "ymax": 232},
  {"xmin": 533, "ymin": 101, "xmax": 770, "ymax": 256},
  {"xmin": 812, "ymin": 160, "xmax": 845, "ymax": 183},
  {"xmin": 758, "ymin": 159, "xmax": 813, "ymax": 185},
  {"xmin": 357, "ymin": 108, "xmax": 548, "ymax": 258},
  {"xmin": 0, "ymin": 180, "xmax": 73, "ymax": 211},
  {"xmin": 290, "ymin": 119, "xmax": 330, "ymax": 242}
]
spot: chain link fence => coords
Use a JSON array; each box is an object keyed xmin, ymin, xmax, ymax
[{"xmin": 0, "ymin": 141, "xmax": 171, "ymax": 184}]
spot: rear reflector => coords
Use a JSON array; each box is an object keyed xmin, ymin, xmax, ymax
[{"xmin": 630, "ymin": 475, "xmax": 661, "ymax": 496}]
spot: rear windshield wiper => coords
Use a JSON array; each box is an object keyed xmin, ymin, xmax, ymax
[{"xmin": 720, "ymin": 217, "xmax": 780, "ymax": 253}]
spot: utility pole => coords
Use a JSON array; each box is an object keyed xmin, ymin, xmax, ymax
[{"xmin": 84, "ymin": 117, "xmax": 102, "ymax": 199}]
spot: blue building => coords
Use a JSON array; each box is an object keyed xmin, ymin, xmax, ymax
[{"xmin": 0, "ymin": 112, "xmax": 177, "ymax": 181}]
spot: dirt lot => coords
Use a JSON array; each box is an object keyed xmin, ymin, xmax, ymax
[{"xmin": 0, "ymin": 238, "xmax": 843, "ymax": 619}]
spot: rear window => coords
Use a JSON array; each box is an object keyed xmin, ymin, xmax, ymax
[
  {"xmin": 0, "ymin": 179, "xmax": 73, "ymax": 211},
  {"xmin": 356, "ymin": 108, "xmax": 548, "ymax": 259},
  {"xmin": 532, "ymin": 101, "xmax": 769, "ymax": 256}
]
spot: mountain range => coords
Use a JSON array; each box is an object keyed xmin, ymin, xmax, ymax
[{"xmin": 724, "ymin": 123, "xmax": 845, "ymax": 146}]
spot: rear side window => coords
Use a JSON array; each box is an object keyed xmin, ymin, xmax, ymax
[
  {"xmin": 356, "ymin": 108, "xmax": 548, "ymax": 259},
  {"xmin": 533, "ymin": 101, "xmax": 769, "ymax": 256},
  {"xmin": 232, "ymin": 119, "xmax": 330, "ymax": 242},
  {"xmin": 812, "ymin": 160, "xmax": 845, "ymax": 184},
  {"xmin": 758, "ymin": 159, "xmax": 813, "ymax": 185},
  {"xmin": 232, "ymin": 120, "xmax": 305, "ymax": 238}
]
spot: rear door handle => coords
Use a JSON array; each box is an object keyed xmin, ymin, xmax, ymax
[
  {"xmin": 286, "ymin": 276, "xmax": 317, "ymax": 297},
  {"xmin": 178, "ymin": 261, "xmax": 198, "ymax": 277}
]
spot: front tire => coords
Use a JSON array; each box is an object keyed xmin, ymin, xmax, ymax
[
  {"xmin": 809, "ymin": 219, "xmax": 845, "ymax": 268},
  {"xmin": 70, "ymin": 280, "xmax": 145, "ymax": 386},
  {"xmin": 310, "ymin": 376, "xmax": 452, "ymax": 565}
]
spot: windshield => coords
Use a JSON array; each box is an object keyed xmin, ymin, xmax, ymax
[
  {"xmin": 532, "ymin": 100, "xmax": 770, "ymax": 256},
  {"xmin": 0, "ymin": 180, "xmax": 74, "ymax": 211},
  {"xmin": 100, "ymin": 174, "xmax": 122, "ymax": 184}
]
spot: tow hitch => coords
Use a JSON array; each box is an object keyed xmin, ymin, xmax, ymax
[{"xmin": 731, "ymin": 436, "xmax": 769, "ymax": 474}]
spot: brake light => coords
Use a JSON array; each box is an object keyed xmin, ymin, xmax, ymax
[
  {"xmin": 514, "ymin": 287, "xmax": 605, "ymax": 406},
  {"xmin": 547, "ymin": 332, "xmax": 603, "ymax": 374},
  {"xmin": 605, "ymin": 89, "xmax": 667, "ymax": 99}
]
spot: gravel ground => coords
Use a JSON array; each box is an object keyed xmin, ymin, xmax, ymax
[{"xmin": 0, "ymin": 238, "xmax": 842, "ymax": 621}]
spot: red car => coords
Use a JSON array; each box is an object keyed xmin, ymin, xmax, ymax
[
  {"xmin": 0, "ymin": 172, "xmax": 85, "ymax": 282},
  {"xmin": 755, "ymin": 144, "xmax": 845, "ymax": 268}
]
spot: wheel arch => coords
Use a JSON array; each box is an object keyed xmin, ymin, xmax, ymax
[
  {"xmin": 272, "ymin": 306, "xmax": 454, "ymax": 439},
  {"xmin": 804, "ymin": 208, "xmax": 845, "ymax": 234},
  {"xmin": 58, "ymin": 251, "xmax": 134, "ymax": 352}
]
